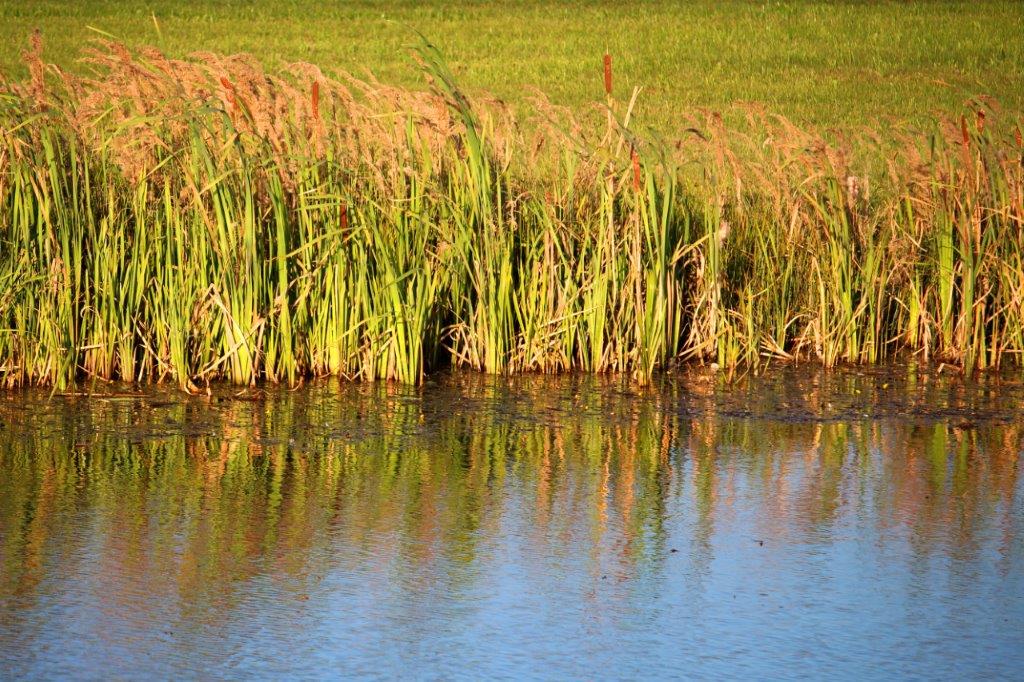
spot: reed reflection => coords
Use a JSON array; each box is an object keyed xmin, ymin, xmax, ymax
[{"xmin": 0, "ymin": 369, "xmax": 1021, "ymax": 654}]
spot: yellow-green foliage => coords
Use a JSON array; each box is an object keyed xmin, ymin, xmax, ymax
[{"xmin": 1, "ymin": 39, "xmax": 1022, "ymax": 389}]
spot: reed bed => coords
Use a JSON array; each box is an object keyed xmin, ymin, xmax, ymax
[{"xmin": 1, "ymin": 37, "xmax": 1022, "ymax": 390}]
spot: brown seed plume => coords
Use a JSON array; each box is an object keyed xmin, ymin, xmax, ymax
[
  {"xmin": 220, "ymin": 76, "xmax": 237, "ymax": 113},
  {"xmin": 22, "ymin": 29, "xmax": 46, "ymax": 109}
]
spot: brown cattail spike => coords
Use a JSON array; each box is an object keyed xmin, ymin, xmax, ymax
[
  {"xmin": 340, "ymin": 204, "xmax": 349, "ymax": 232},
  {"xmin": 311, "ymin": 80, "xmax": 320, "ymax": 122},
  {"xmin": 631, "ymin": 146, "xmax": 641, "ymax": 192},
  {"xmin": 603, "ymin": 54, "xmax": 612, "ymax": 96},
  {"xmin": 960, "ymin": 115, "xmax": 970, "ymax": 147}
]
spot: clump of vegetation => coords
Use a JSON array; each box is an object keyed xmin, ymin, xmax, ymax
[{"xmin": 0, "ymin": 37, "xmax": 1021, "ymax": 390}]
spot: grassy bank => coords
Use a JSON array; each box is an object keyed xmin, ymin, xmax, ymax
[
  {"xmin": 0, "ymin": 38, "xmax": 1022, "ymax": 389},
  {"xmin": 1, "ymin": 1, "xmax": 1022, "ymax": 131}
]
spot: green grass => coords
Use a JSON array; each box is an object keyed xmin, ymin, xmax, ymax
[{"xmin": 1, "ymin": 0, "xmax": 1021, "ymax": 132}]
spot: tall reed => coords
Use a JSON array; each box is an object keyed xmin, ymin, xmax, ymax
[{"xmin": 0, "ymin": 38, "xmax": 1021, "ymax": 389}]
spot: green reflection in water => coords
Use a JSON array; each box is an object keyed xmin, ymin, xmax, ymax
[{"xmin": 1, "ymin": 368, "xmax": 1020, "ymax": 609}]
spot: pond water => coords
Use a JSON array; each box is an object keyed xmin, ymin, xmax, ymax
[{"xmin": 1, "ymin": 365, "xmax": 1023, "ymax": 679}]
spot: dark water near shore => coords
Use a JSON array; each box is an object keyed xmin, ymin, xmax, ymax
[{"xmin": 1, "ymin": 365, "xmax": 1023, "ymax": 679}]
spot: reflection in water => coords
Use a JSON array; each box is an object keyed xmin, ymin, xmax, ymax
[{"xmin": 1, "ymin": 367, "xmax": 1023, "ymax": 678}]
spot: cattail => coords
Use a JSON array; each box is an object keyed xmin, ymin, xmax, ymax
[
  {"xmin": 976, "ymin": 109, "xmax": 985, "ymax": 133},
  {"xmin": 340, "ymin": 203, "xmax": 349, "ymax": 233},
  {"xmin": 603, "ymin": 54, "xmax": 612, "ymax": 96},
  {"xmin": 631, "ymin": 146, "xmax": 641, "ymax": 192},
  {"xmin": 311, "ymin": 80, "xmax": 320, "ymax": 122},
  {"xmin": 958, "ymin": 114, "xmax": 972, "ymax": 169}
]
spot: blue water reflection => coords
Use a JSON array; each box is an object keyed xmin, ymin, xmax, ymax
[{"xmin": 1, "ymin": 368, "xmax": 1022, "ymax": 678}]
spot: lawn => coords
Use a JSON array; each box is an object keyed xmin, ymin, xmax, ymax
[{"xmin": 1, "ymin": 0, "xmax": 1021, "ymax": 131}]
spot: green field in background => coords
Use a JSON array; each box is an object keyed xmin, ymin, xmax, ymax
[{"xmin": 1, "ymin": 0, "xmax": 1022, "ymax": 130}]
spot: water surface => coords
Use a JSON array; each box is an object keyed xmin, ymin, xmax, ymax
[{"xmin": 1, "ymin": 366, "xmax": 1023, "ymax": 678}]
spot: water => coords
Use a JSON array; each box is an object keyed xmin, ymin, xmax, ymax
[{"xmin": 1, "ymin": 365, "xmax": 1023, "ymax": 679}]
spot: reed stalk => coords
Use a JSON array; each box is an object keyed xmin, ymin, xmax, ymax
[{"xmin": 0, "ymin": 39, "xmax": 1021, "ymax": 389}]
